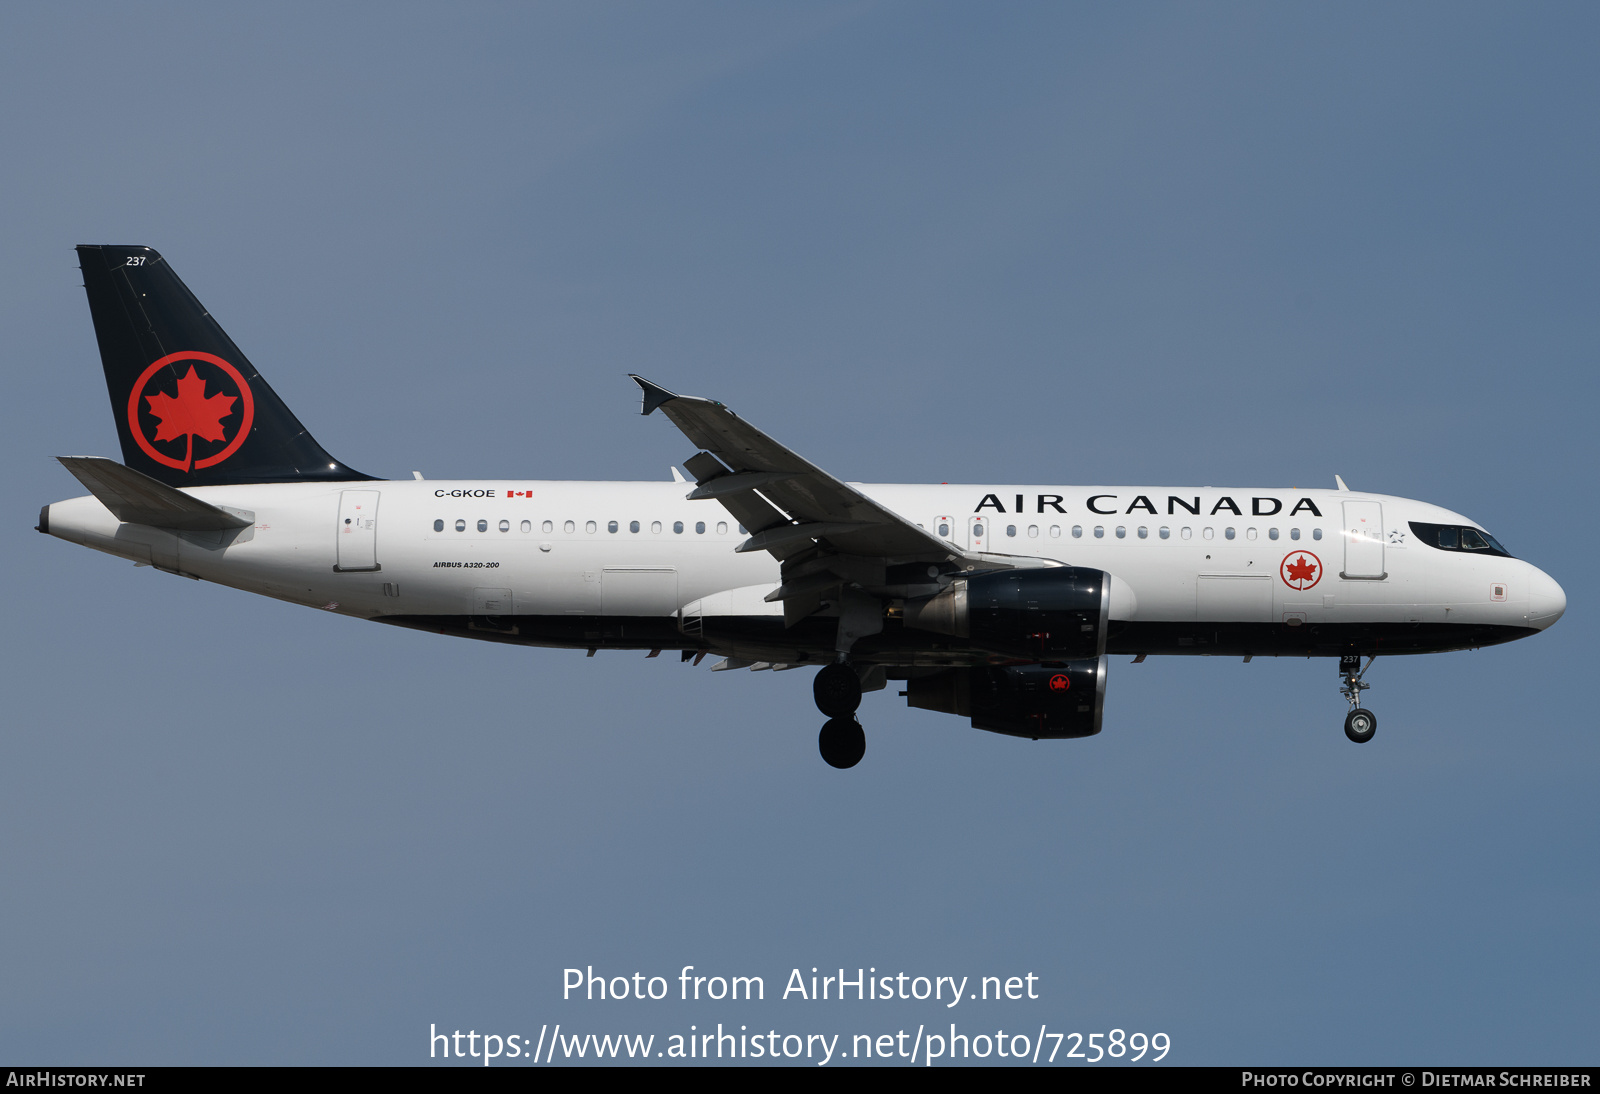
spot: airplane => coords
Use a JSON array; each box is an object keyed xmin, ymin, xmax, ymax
[{"xmin": 39, "ymin": 245, "xmax": 1567, "ymax": 768}]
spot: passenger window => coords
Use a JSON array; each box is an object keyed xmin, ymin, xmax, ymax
[
  {"xmin": 1246, "ymin": 528, "xmax": 1257, "ymax": 541},
  {"xmin": 1159, "ymin": 526, "xmax": 1170, "ymax": 540},
  {"xmin": 586, "ymin": 521, "xmax": 597, "ymax": 534},
  {"xmin": 651, "ymin": 521, "xmax": 662, "ymax": 534},
  {"xmin": 630, "ymin": 521, "xmax": 640, "ymax": 533},
  {"xmin": 1312, "ymin": 528, "xmax": 1323, "ymax": 541},
  {"xmin": 498, "ymin": 519, "xmax": 509, "ymax": 533},
  {"xmin": 1072, "ymin": 525, "xmax": 1082, "ymax": 538},
  {"xmin": 938, "ymin": 522, "xmax": 949, "ymax": 537},
  {"xmin": 973, "ymin": 523, "xmax": 985, "ymax": 537},
  {"xmin": 739, "ymin": 524, "xmax": 747, "ymax": 534},
  {"xmin": 564, "ymin": 520, "xmax": 575, "ymax": 534},
  {"xmin": 1268, "ymin": 528, "xmax": 1279, "ymax": 540},
  {"xmin": 1224, "ymin": 527, "xmax": 1235, "ymax": 540},
  {"xmin": 455, "ymin": 519, "xmax": 466, "ymax": 532},
  {"xmin": 1181, "ymin": 527, "xmax": 1192, "ymax": 540},
  {"xmin": 717, "ymin": 522, "xmax": 728, "ymax": 535},
  {"xmin": 1049, "ymin": 525, "xmax": 1061, "ymax": 538},
  {"xmin": 608, "ymin": 521, "xmax": 618, "ymax": 534},
  {"xmin": 1138, "ymin": 526, "xmax": 1148, "ymax": 539},
  {"xmin": 1115, "ymin": 526, "xmax": 1126, "ymax": 539},
  {"xmin": 1006, "ymin": 525, "xmax": 1017, "ymax": 537},
  {"xmin": 542, "ymin": 520, "xmax": 553, "ymax": 533},
  {"xmin": 1203, "ymin": 527, "xmax": 1214, "ymax": 540},
  {"xmin": 1094, "ymin": 526, "xmax": 1104, "ymax": 538},
  {"xmin": 1028, "ymin": 525, "xmax": 1039, "ymax": 538},
  {"xmin": 1290, "ymin": 528, "xmax": 1301, "ymax": 541},
  {"xmin": 673, "ymin": 521, "xmax": 684, "ymax": 534},
  {"xmin": 477, "ymin": 519, "xmax": 488, "ymax": 532},
  {"xmin": 1438, "ymin": 526, "xmax": 1459, "ymax": 549},
  {"xmin": 696, "ymin": 522, "xmax": 705, "ymax": 534},
  {"xmin": 433, "ymin": 519, "xmax": 444, "ymax": 532},
  {"xmin": 522, "ymin": 520, "xmax": 533, "ymax": 533}
]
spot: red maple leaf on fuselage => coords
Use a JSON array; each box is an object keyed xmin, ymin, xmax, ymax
[
  {"xmin": 144, "ymin": 366, "xmax": 237, "ymax": 471},
  {"xmin": 1286, "ymin": 556, "xmax": 1317, "ymax": 583}
]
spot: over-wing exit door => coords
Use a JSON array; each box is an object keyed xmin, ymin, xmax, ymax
[
  {"xmin": 967, "ymin": 515, "xmax": 989, "ymax": 552},
  {"xmin": 336, "ymin": 490, "xmax": 381, "ymax": 571}
]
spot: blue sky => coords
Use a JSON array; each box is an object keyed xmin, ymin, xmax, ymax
[{"xmin": 1, "ymin": 2, "xmax": 1595, "ymax": 1065}]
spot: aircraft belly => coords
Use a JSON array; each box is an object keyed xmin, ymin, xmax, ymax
[
  {"xmin": 1107, "ymin": 620, "xmax": 1537, "ymax": 657},
  {"xmin": 377, "ymin": 613, "xmax": 1539, "ymax": 660}
]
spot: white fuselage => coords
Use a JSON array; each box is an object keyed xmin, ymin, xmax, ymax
[{"xmin": 42, "ymin": 479, "xmax": 1566, "ymax": 655}]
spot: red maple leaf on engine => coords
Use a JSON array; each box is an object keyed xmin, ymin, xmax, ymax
[
  {"xmin": 144, "ymin": 366, "xmax": 237, "ymax": 471},
  {"xmin": 1286, "ymin": 555, "xmax": 1317, "ymax": 583}
]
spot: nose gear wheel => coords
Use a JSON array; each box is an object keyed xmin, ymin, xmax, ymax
[
  {"xmin": 1344, "ymin": 708, "xmax": 1377, "ymax": 743},
  {"xmin": 1339, "ymin": 655, "xmax": 1377, "ymax": 743}
]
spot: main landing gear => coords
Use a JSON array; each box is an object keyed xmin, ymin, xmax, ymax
[
  {"xmin": 1340, "ymin": 654, "xmax": 1377, "ymax": 744},
  {"xmin": 814, "ymin": 663, "xmax": 865, "ymax": 768},
  {"xmin": 819, "ymin": 717, "xmax": 866, "ymax": 769}
]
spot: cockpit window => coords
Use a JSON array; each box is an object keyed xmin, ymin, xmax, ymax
[
  {"xmin": 1476, "ymin": 530, "xmax": 1511, "ymax": 554},
  {"xmin": 1409, "ymin": 521, "xmax": 1513, "ymax": 558}
]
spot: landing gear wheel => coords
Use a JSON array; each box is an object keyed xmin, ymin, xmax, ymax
[
  {"xmin": 1344, "ymin": 708, "xmax": 1377, "ymax": 744},
  {"xmin": 813, "ymin": 663, "xmax": 862, "ymax": 717},
  {"xmin": 819, "ymin": 717, "xmax": 866, "ymax": 769},
  {"xmin": 1338, "ymin": 655, "xmax": 1377, "ymax": 744}
]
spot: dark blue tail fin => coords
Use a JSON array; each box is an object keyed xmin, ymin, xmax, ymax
[{"xmin": 76, "ymin": 244, "xmax": 373, "ymax": 486}]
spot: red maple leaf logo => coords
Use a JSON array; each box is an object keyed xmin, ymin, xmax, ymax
[
  {"xmin": 143, "ymin": 366, "xmax": 237, "ymax": 472},
  {"xmin": 1286, "ymin": 555, "xmax": 1317, "ymax": 583}
]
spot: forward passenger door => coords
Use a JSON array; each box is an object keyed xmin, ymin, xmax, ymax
[{"xmin": 1341, "ymin": 501, "xmax": 1385, "ymax": 579}]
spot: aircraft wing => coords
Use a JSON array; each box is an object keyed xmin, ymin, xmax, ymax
[{"xmin": 631, "ymin": 375, "xmax": 981, "ymax": 625}]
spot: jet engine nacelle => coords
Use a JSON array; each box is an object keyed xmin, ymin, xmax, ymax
[
  {"xmin": 901, "ymin": 566, "xmax": 1110, "ymax": 661},
  {"xmin": 905, "ymin": 658, "xmax": 1108, "ymax": 739}
]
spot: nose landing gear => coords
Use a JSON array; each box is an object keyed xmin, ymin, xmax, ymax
[
  {"xmin": 814, "ymin": 663, "xmax": 866, "ymax": 768},
  {"xmin": 1340, "ymin": 654, "xmax": 1377, "ymax": 743}
]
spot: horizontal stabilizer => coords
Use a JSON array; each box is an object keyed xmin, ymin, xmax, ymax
[{"xmin": 57, "ymin": 456, "xmax": 253, "ymax": 531}]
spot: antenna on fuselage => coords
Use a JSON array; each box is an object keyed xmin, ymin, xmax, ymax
[{"xmin": 1334, "ymin": 475, "xmax": 1350, "ymax": 491}]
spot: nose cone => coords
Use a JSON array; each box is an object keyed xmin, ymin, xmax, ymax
[{"xmin": 1526, "ymin": 567, "xmax": 1566, "ymax": 630}]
